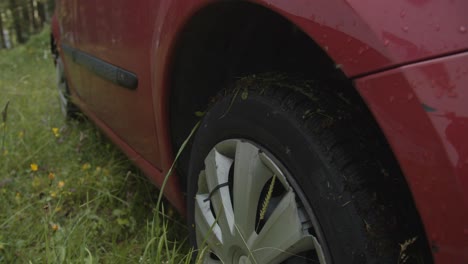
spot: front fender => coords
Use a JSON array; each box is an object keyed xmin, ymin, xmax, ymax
[{"xmin": 254, "ymin": 0, "xmax": 468, "ymax": 77}]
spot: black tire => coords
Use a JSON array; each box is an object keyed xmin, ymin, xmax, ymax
[
  {"xmin": 56, "ymin": 57, "xmax": 80, "ymax": 119},
  {"xmin": 187, "ymin": 75, "xmax": 429, "ymax": 263}
]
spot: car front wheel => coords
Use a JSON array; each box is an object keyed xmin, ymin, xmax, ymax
[{"xmin": 187, "ymin": 75, "xmax": 428, "ymax": 263}]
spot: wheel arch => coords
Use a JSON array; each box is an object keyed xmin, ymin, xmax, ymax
[
  {"xmin": 161, "ymin": 1, "xmax": 431, "ymax": 258},
  {"xmin": 166, "ymin": 0, "xmax": 378, "ymax": 185}
]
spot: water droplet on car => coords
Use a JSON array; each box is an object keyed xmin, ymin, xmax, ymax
[
  {"xmin": 384, "ymin": 39, "xmax": 390, "ymax": 46},
  {"xmin": 459, "ymin": 26, "xmax": 467, "ymax": 33},
  {"xmin": 402, "ymin": 26, "xmax": 409, "ymax": 32},
  {"xmin": 400, "ymin": 10, "xmax": 406, "ymax": 18},
  {"xmin": 358, "ymin": 45, "xmax": 370, "ymax": 55}
]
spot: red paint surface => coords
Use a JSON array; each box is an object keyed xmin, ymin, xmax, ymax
[
  {"xmin": 356, "ymin": 51, "xmax": 468, "ymax": 262},
  {"xmin": 53, "ymin": 0, "xmax": 468, "ymax": 261},
  {"xmin": 71, "ymin": 94, "xmax": 186, "ymax": 214},
  {"xmin": 256, "ymin": 0, "xmax": 468, "ymax": 76}
]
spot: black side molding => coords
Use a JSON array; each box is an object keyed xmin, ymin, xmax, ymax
[{"xmin": 62, "ymin": 44, "xmax": 138, "ymax": 90}]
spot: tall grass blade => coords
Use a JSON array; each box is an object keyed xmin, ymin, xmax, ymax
[
  {"xmin": 155, "ymin": 121, "xmax": 200, "ymax": 215},
  {"xmin": 1, "ymin": 100, "xmax": 10, "ymax": 151}
]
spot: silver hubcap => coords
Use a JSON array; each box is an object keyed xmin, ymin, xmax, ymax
[{"xmin": 195, "ymin": 139, "xmax": 327, "ymax": 264}]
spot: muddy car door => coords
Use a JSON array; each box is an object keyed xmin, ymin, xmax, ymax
[{"xmin": 74, "ymin": 0, "xmax": 162, "ymax": 168}]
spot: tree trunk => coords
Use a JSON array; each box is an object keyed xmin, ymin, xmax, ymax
[
  {"xmin": 46, "ymin": 0, "xmax": 54, "ymax": 20},
  {"xmin": 29, "ymin": 0, "xmax": 37, "ymax": 31},
  {"xmin": 21, "ymin": 5, "xmax": 31, "ymax": 35},
  {"xmin": 0, "ymin": 12, "xmax": 6, "ymax": 49},
  {"xmin": 9, "ymin": 0, "xmax": 25, "ymax": 44},
  {"xmin": 9, "ymin": 26, "xmax": 14, "ymax": 47},
  {"xmin": 37, "ymin": 1, "xmax": 45, "ymax": 26}
]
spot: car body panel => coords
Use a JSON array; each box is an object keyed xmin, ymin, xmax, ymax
[
  {"xmin": 56, "ymin": 0, "xmax": 162, "ymax": 168},
  {"xmin": 70, "ymin": 91, "xmax": 186, "ymax": 213},
  {"xmin": 250, "ymin": 0, "xmax": 468, "ymax": 77},
  {"xmin": 53, "ymin": 0, "xmax": 468, "ymax": 261},
  {"xmin": 356, "ymin": 51, "xmax": 468, "ymax": 262}
]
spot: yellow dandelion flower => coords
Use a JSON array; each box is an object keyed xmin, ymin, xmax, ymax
[
  {"xmin": 52, "ymin": 127, "xmax": 60, "ymax": 138},
  {"xmin": 58, "ymin": 181, "xmax": 65, "ymax": 188},
  {"xmin": 51, "ymin": 224, "xmax": 59, "ymax": 231},
  {"xmin": 54, "ymin": 206, "xmax": 62, "ymax": 213},
  {"xmin": 50, "ymin": 191, "xmax": 57, "ymax": 198},
  {"xmin": 82, "ymin": 163, "xmax": 91, "ymax": 170},
  {"xmin": 48, "ymin": 172, "xmax": 55, "ymax": 180},
  {"xmin": 30, "ymin": 163, "xmax": 38, "ymax": 171}
]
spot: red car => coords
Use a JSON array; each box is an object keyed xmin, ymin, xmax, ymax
[{"xmin": 51, "ymin": 1, "xmax": 468, "ymax": 263}]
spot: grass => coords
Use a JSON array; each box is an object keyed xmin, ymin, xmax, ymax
[{"xmin": 0, "ymin": 28, "xmax": 193, "ymax": 263}]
